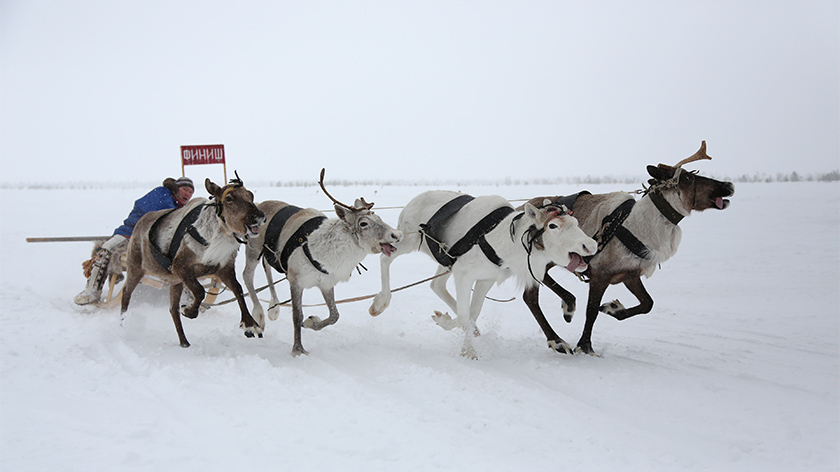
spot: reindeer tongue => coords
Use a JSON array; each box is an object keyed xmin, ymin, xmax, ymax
[
  {"xmin": 565, "ymin": 253, "xmax": 585, "ymax": 272},
  {"xmin": 381, "ymin": 243, "xmax": 395, "ymax": 257},
  {"xmin": 715, "ymin": 197, "xmax": 724, "ymax": 209}
]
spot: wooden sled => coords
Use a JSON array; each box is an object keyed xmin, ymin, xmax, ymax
[{"xmin": 94, "ymin": 251, "xmax": 224, "ymax": 309}]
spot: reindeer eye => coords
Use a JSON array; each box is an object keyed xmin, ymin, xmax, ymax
[
  {"xmin": 359, "ymin": 221, "xmax": 369, "ymax": 228},
  {"xmin": 548, "ymin": 223, "xmax": 558, "ymax": 230}
]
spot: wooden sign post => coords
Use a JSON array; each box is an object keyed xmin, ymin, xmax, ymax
[{"xmin": 180, "ymin": 144, "xmax": 227, "ymax": 182}]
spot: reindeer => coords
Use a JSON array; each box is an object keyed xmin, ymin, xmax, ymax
[
  {"xmin": 521, "ymin": 141, "xmax": 735, "ymax": 355},
  {"xmin": 120, "ymin": 175, "xmax": 266, "ymax": 348},
  {"xmin": 369, "ymin": 190, "xmax": 597, "ymax": 358},
  {"xmin": 242, "ymin": 169, "xmax": 402, "ymax": 356}
]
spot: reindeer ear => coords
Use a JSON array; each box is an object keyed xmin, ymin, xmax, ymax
[
  {"xmin": 205, "ymin": 178, "xmax": 221, "ymax": 197},
  {"xmin": 334, "ymin": 204, "xmax": 350, "ymax": 223},
  {"xmin": 523, "ymin": 202, "xmax": 539, "ymax": 220},
  {"xmin": 647, "ymin": 165, "xmax": 674, "ymax": 181}
]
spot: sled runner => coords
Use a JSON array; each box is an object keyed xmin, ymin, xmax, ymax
[{"xmin": 26, "ymin": 235, "xmax": 224, "ymax": 309}]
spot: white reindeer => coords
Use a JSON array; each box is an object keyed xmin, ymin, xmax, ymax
[
  {"xmin": 369, "ymin": 190, "xmax": 597, "ymax": 358},
  {"xmin": 242, "ymin": 170, "xmax": 402, "ymax": 356}
]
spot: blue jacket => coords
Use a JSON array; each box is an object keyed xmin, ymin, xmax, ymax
[{"xmin": 113, "ymin": 186, "xmax": 179, "ymax": 237}]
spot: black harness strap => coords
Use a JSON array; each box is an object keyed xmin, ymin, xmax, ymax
[
  {"xmin": 420, "ymin": 194, "xmax": 475, "ymax": 267},
  {"xmin": 649, "ymin": 190, "xmax": 685, "ymax": 225},
  {"xmin": 261, "ymin": 205, "xmax": 303, "ymax": 273},
  {"xmin": 448, "ymin": 206, "xmax": 515, "ymax": 266},
  {"xmin": 149, "ymin": 204, "xmax": 209, "ymax": 273},
  {"xmin": 588, "ymin": 198, "xmax": 652, "ymax": 262},
  {"xmin": 543, "ymin": 191, "xmax": 591, "ymax": 212},
  {"xmin": 277, "ymin": 216, "xmax": 329, "ymax": 274}
]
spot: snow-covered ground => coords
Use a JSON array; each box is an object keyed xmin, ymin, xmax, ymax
[{"xmin": 1, "ymin": 181, "xmax": 838, "ymax": 471}]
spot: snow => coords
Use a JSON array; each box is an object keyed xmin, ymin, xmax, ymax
[{"xmin": 1, "ymin": 182, "xmax": 838, "ymax": 471}]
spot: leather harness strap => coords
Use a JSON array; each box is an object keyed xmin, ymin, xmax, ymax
[
  {"xmin": 149, "ymin": 204, "xmax": 210, "ymax": 273},
  {"xmin": 262, "ymin": 205, "xmax": 302, "ymax": 272},
  {"xmin": 448, "ymin": 206, "xmax": 514, "ymax": 266},
  {"xmin": 420, "ymin": 194, "xmax": 513, "ymax": 268},
  {"xmin": 587, "ymin": 199, "xmax": 652, "ymax": 262},
  {"xmin": 261, "ymin": 206, "xmax": 329, "ymax": 275},
  {"xmin": 420, "ymin": 195, "xmax": 475, "ymax": 267},
  {"xmin": 648, "ymin": 190, "xmax": 685, "ymax": 225}
]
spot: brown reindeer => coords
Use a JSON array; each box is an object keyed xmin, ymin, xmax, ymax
[
  {"xmin": 521, "ymin": 142, "xmax": 735, "ymax": 355},
  {"xmin": 120, "ymin": 175, "xmax": 266, "ymax": 347}
]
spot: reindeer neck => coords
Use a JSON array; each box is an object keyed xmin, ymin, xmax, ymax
[{"xmin": 642, "ymin": 188, "xmax": 686, "ymax": 225}]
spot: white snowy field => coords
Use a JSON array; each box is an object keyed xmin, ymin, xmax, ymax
[{"xmin": 1, "ymin": 181, "xmax": 838, "ymax": 471}]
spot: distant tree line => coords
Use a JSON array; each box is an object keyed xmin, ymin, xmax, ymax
[
  {"xmin": 269, "ymin": 170, "xmax": 840, "ymax": 187},
  {"xmin": 3, "ymin": 170, "xmax": 837, "ymax": 190}
]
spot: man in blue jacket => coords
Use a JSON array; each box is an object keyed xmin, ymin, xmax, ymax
[{"xmin": 74, "ymin": 177, "xmax": 195, "ymax": 305}]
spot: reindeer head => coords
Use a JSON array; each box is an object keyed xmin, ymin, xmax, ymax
[
  {"xmin": 647, "ymin": 141, "xmax": 735, "ymax": 212},
  {"xmin": 205, "ymin": 173, "xmax": 266, "ymax": 239},
  {"xmin": 320, "ymin": 169, "xmax": 402, "ymax": 256},
  {"xmin": 523, "ymin": 202, "xmax": 596, "ymax": 273}
]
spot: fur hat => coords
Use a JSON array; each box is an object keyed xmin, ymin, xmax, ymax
[
  {"xmin": 175, "ymin": 176, "xmax": 194, "ymax": 190},
  {"xmin": 162, "ymin": 177, "xmax": 194, "ymax": 194}
]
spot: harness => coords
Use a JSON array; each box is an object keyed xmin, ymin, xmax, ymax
[
  {"xmin": 149, "ymin": 204, "xmax": 210, "ymax": 272},
  {"xmin": 588, "ymin": 199, "xmax": 651, "ymax": 262},
  {"xmin": 261, "ymin": 206, "xmax": 328, "ymax": 274},
  {"xmin": 419, "ymin": 194, "xmax": 514, "ymax": 268},
  {"xmin": 585, "ymin": 176, "xmax": 688, "ymax": 264},
  {"xmin": 542, "ymin": 191, "xmax": 591, "ymax": 213}
]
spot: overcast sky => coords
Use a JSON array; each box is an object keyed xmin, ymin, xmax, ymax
[{"xmin": 1, "ymin": 0, "xmax": 837, "ymax": 185}]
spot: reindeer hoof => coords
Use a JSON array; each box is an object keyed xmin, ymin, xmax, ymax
[
  {"xmin": 562, "ymin": 300, "xmax": 575, "ymax": 323},
  {"xmin": 292, "ymin": 345, "xmax": 309, "ymax": 357},
  {"xmin": 575, "ymin": 341, "xmax": 599, "ymax": 356},
  {"xmin": 240, "ymin": 322, "xmax": 264, "ymax": 339},
  {"xmin": 460, "ymin": 345, "xmax": 479, "ymax": 360},
  {"xmin": 432, "ymin": 310, "xmax": 455, "ymax": 330},
  {"xmin": 548, "ymin": 339, "xmax": 574, "ymax": 354},
  {"xmin": 267, "ymin": 305, "xmax": 280, "ymax": 321},
  {"xmin": 180, "ymin": 305, "xmax": 199, "ymax": 319},
  {"xmin": 370, "ymin": 295, "xmax": 390, "ymax": 316},
  {"xmin": 303, "ymin": 316, "xmax": 321, "ymax": 330},
  {"xmin": 599, "ymin": 299, "xmax": 626, "ymax": 319}
]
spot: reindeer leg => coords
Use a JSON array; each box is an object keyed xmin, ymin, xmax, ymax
[
  {"xmin": 168, "ymin": 283, "xmax": 190, "ymax": 348},
  {"xmin": 264, "ymin": 259, "xmax": 282, "ymax": 322},
  {"xmin": 216, "ymin": 264, "xmax": 262, "ymax": 339},
  {"xmin": 455, "ymin": 277, "xmax": 480, "ymax": 359},
  {"xmin": 601, "ymin": 276, "xmax": 653, "ymax": 321},
  {"xmin": 178, "ymin": 275, "xmax": 205, "ymax": 320},
  {"xmin": 429, "ymin": 266, "xmax": 457, "ymax": 313},
  {"xmin": 523, "ymin": 284, "xmax": 573, "ymax": 355},
  {"xmin": 543, "ymin": 271, "xmax": 577, "ymax": 323},
  {"xmin": 304, "ymin": 286, "xmax": 340, "ymax": 331},
  {"xmin": 430, "ymin": 267, "xmax": 460, "ymax": 331},
  {"xmin": 242, "ymin": 250, "xmax": 265, "ymax": 329},
  {"xmin": 468, "ymin": 279, "xmax": 493, "ymax": 337},
  {"xmin": 289, "ymin": 280, "xmax": 307, "ymax": 356},
  {"xmin": 119, "ymin": 262, "xmax": 144, "ymax": 320},
  {"xmin": 576, "ymin": 276, "xmax": 610, "ymax": 355},
  {"xmin": 370, "ymin": 252, "xmax": 395, "ymax": 316}
]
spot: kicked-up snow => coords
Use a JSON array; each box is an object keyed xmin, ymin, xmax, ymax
[{"xmin": 1, "ymin": 181, "xmax": 838, "ymax": 471}]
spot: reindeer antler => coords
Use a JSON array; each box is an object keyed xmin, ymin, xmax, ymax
[
  {"xmin": 319, "ymin": 168, "xmax": 375, "ymax": 211},
  {"xmin": 674, "ymin": 141, "xmax": 712, "ymax": 168}
]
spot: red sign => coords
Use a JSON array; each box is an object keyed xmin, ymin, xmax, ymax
[{"xmin": 181, "ymin": 144, "xmax": 225, "ymax": 166}]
